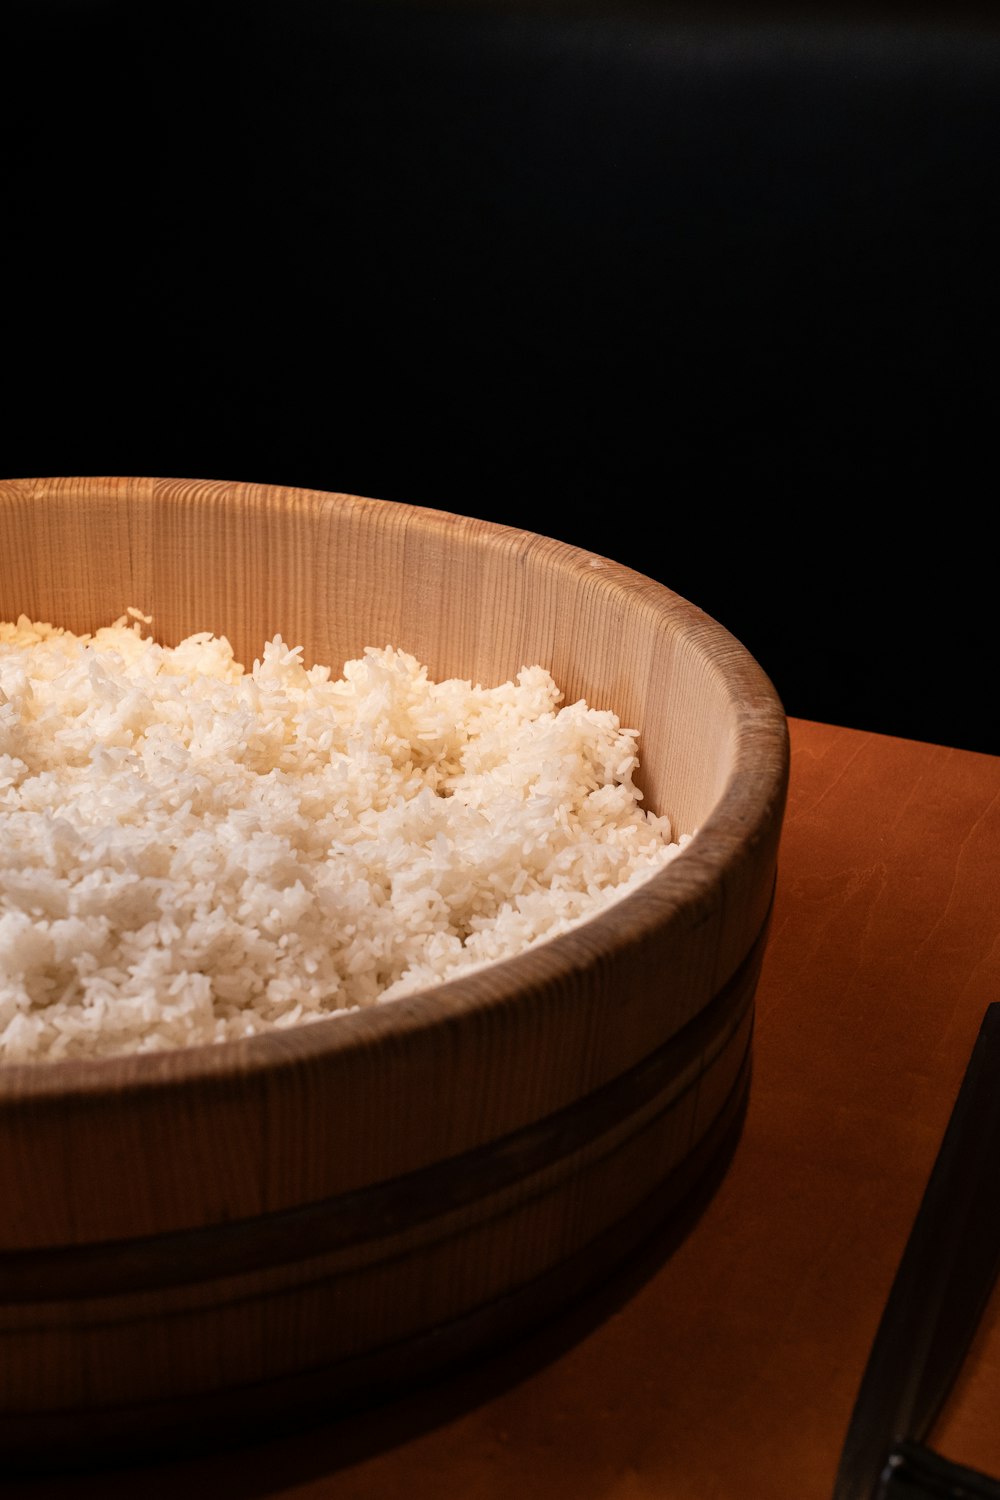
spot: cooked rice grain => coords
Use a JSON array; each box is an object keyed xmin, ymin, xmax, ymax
[{"xmin": 0, "ymin": 611, "xmax": 691, "ymax": 1062}]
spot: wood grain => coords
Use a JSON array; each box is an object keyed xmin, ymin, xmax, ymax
[{"xmin": 0, "ymin": 478, "xmax": 789, "ymax": 1464}]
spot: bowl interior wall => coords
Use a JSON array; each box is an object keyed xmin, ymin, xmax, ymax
[{"xmin": 0, "ymin": 476, "xmax": 740, "ymax": 836}]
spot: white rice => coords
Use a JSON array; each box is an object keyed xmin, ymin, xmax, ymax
[{"xmin": 0, "ymin": 610, "xmax": 692, "ymax": 1063}]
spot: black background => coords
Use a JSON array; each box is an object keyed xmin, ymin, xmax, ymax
[{"xmin": 3, "ymin": 0, "xmax": 998, "ymax": 754}]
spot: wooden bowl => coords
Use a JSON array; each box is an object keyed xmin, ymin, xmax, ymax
[{"xmin": 0, "ymin": 476, "xmax": 789, "ymax": 1468}]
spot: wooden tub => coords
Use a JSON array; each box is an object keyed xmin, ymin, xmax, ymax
[{"xmin": 0, "ymin": 476, "xmax": 789, "ymax": 1468}]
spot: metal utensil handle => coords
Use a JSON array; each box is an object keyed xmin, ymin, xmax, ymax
[
  {"xmin": 876, "ymin": 1439, "xmax": 1000, "ymax": 1499},
  {"xmin": 833, "ymin": 1002, "xmax": 1000, "ymax": 1500}
]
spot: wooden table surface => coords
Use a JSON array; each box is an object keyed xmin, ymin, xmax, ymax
[{"xmin": 11, "ymin": 718, "xmax": 1000, "ymax": 1500}]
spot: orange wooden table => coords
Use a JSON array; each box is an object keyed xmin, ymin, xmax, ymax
[{"xmin": 12, "ymin": 718, "xmax": 1000, "ymax": 1500}]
